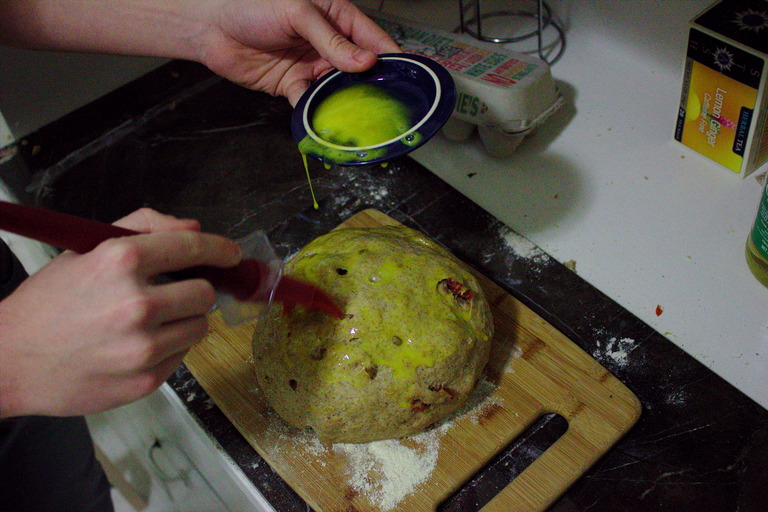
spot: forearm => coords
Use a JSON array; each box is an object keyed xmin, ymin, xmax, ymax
[
  {"xmin": 0, "ymin": 0, "xmax": 210, "ymax": 61},
  {"xmin": 1, "ymin": 0, "xmax": 401, "ymax": 109}
]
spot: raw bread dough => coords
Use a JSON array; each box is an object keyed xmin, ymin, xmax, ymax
[{"xmin": 252, "ymin": 226, "xmax": 494, "ymax": 443}]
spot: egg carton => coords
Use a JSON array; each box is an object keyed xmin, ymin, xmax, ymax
[{"xmin": 372, "ymin": 13, "xmax": 564, "ymax": 156}]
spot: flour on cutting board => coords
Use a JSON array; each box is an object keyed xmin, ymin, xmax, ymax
[
  {"xmin": 262, "ymin": 377, "xmax": 502, "ymax": 511},
  {"xmin": 332, "ymin": 377, "xmax": 501, "ymax": 510},
  {"xmin": 509, "ymin": 343, "xmax": 524, "ymax": 363},
  {"xmin": 334, "ymin": 431, "xmax": 441, "ymax": 511}
]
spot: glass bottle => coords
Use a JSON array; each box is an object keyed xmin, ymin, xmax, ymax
[{"xmin": 745, "ymin": 180, "xmax": 768, "ymax": 288}]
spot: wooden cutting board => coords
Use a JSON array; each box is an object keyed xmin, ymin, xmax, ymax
[{"xmin": 184, "ymin": 209, "xmax": 642, "ymax": 512}]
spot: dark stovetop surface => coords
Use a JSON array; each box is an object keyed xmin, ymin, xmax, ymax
[{"xmin": 4, "ymin": 61, "xmax": 767, "ymax": 511}]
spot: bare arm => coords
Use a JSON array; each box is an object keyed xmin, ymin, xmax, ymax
[
  {"xmin": 0, "ymin": 0, "xmax": 400, "ymax": 104},
  {"xmin": 0, "ymin": 209, "xmax": 241, "ymax": 418},
  {"xmin": 0, "ymin": 0, "xmax": 204, "ymax": 57}
]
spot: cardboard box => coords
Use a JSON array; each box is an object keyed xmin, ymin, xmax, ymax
[
  {"xmin": 674, "ymin": 0, "xmax": 768, "ymax": 177},
  {"xmin": 371, "ymin": 12, "xmax": 564, "ymax": 156}
]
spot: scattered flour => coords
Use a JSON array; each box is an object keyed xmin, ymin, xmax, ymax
[
  {"xmin": 596, "ymin": 336, "xmax": 636, "ymax": 366},
  {"xmin": 509, "ymin": 343, "xmax": 524, "ymax": 364},
  {"xmin": 334, "ymin": 432, "xmax": 440, "ymax": 511},
  {"xmin": 665, "ymin": 389, "xmax": 688, "ymax": 406},
  {"xmin": 499, "ymin": 226, "xmax": 549, "ymax": 263},
  {"xmin": 371, "ymin": 187, "xmax": 389, "ymax": 201},
  {"xmin": 270, "ymin": 376, "xmax": 502, "ymax": 511}
]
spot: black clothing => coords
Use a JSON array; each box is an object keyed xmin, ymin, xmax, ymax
[
  {"xmin": 0, "ymin": 416, "xmax": 114, "ymax": 512},
  {"xmin": 0, "ymin": 239, "xmax": 114, "ymax": 512}
]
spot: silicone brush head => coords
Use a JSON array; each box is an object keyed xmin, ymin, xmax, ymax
[{"xmin": 271, "ymin": 273, "xmax": 345, "ymax": 319}]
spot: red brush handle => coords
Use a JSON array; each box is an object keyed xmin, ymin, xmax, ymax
[
  {"xmin": 0, "ymin": 200, "xmax": 266, "ymax": 301},
  {"xmin": 0, "ymin": 200, "xmax": 137, "ymax": 253},
  {"xmin": 0, "ymin": 200, "xmax": 344, "ymax": 318}
]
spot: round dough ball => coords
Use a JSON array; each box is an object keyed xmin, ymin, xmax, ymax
[{"xmin": 252, "ymin": 226, "xmax": 494, "ymax": 443}]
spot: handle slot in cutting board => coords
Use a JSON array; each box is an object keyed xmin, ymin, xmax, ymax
[
  {"xmin": 184, "ymin": 209, "xmax": 642, "ymax": 511},
  {"xmin": 440, "ymin": 412, "xmax": 569, "ymax": 511}
]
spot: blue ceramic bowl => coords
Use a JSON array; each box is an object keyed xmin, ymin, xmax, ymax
[{"xmin": 292, "ymin": 53, "xmax": 456, "ymax": 166}]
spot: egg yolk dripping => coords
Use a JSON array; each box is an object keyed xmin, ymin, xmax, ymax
[{"xmin": 298, "ymin": 83, "xmax": 422, "ymax": 208}]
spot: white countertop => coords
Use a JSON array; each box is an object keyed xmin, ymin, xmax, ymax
[{"xmin": 366, "ymin": 0, "xmax": 768, "ymax": 409}]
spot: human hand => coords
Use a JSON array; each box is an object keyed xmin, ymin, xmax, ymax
[
  {"xmin": 197, "ymin": 0, "xmax": 401, "ymax": 105},
  {"xmin": 0, "ymin": 0, "xmax": 399, "ymax": 105},
  {"xmin": 0, "ymin": 208, "xmax": 241, "ymax": 417}
]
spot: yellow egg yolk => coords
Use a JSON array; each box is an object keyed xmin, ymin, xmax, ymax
[
  {"xmin": 312, "ymin": 83, "xmax": 412, "ymax": 147},
  {"xmin": 297, "ymin": 82, "xmax": 423, "ymax": 208}
]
